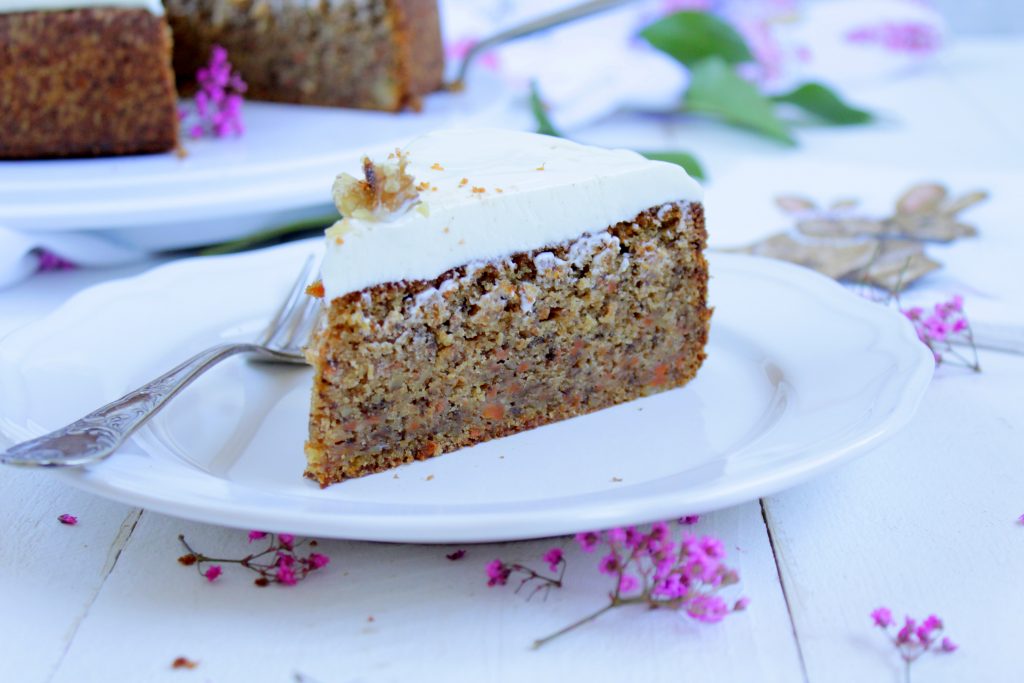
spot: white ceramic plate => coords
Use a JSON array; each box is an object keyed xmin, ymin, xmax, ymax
[
  {"xmin": 0, "ymin": 73, "xmax": 512, "ymax": 251},
  {"xmin": 0, "ymin": 242, "xmax": 933, "ymax": 542}
]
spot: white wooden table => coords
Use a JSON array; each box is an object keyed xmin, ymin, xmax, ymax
[{"xmin": 2, "ymin": 38, "xmax": 1023, "ymax": 683}]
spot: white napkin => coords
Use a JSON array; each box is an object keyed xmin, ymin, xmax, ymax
[{"xmin": 0, "ymin": 226, "xmax": 144, "ymax": 290}]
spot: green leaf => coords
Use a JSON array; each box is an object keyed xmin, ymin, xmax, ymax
[
  {"xmin": 641, "ymin": 11, "xmax": 753, "ymax": 68},
  {"xmin": 529, "ymin": 80, "xmax": 562, "ymax": 137},
  {"xmin": 684, "ymin": 57, "xmax": 795, "ymax": 145},
  {"xmin": 639, "ymin": 151, "xmax": 706, "ymax": 180},
  {"xmin": 772, "ymin": 82, "xmax": 873, "ymax": 125}
]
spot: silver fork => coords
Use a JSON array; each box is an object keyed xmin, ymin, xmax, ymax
[{"xmin": 1, "ymin": 257, "xmax": 321, "ymax": 468}]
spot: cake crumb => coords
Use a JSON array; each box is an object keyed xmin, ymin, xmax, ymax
[
  {"xmin": 458, "ymin": 177, "xmax": 469, "ymax": 187},
  {"xmin": 171, "ymin": 657, "xmax": 198, "ymax": 670},
  {"xmin": 393, "ymin": 473, "xmax": 399, "ymax": 479},
  {"xmin": 611, "ymin": 477, "xmax": 623, "ymax": 483},
  {"xmin": 425, "ymin": 474, "xmax": 435, "ymax": 481},
  {"xmin": 367, "ymin": 615, "xmax": 375, "ymax": 622},
  {"xmin": 443, "ymin": 226, "xmax": 450, "ymax": 233},
  {"xmin": 415, "ymin": 180, "xmax": 431, "ymax": 191},
  {"xmin": 305, "ymin": 281, "xmax": 325, "ymax": 298},
  {"xmin": 471, "ymin": 186, "xmax": 486, "ymax": 194},
  {"xmin": 536, "ymin": 162, "xmax": 546, "ymax": 171},
  {"xmin": 431, "ymin": 162, "xmax": 444, "ymax": 171},
  {"xmin": 495, "ymin": 187, "xmax": 504, "ymax": 193},
  {"xmin": 458, "ymin": 239, "xmax": 465, "ymax": 245}
]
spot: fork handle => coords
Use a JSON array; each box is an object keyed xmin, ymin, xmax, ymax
[{"xmin": 1, "ymin": 343, "xmax": 271, "ymax": 468}]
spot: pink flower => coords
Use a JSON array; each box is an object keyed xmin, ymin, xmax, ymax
[
  {"xmin": 182, "ymin": 44, "xmax": 246, "ymax": 140},
  {"xmin": 248, "ymin": 531, "xmax": 267, "ymax": 543},
  {"xmin": 598, "ymin": 553, "xmax": 620, "ymax": 576},
  {"xmin": 941, "ymin": 637, "xmax": 958, "ymax": 653},
  {"xmin": 649, "ymin": 521, "xmax": 670, "ymax": 541},
  {"xmin": 917, "ymin": 614, "xmax": 942, "ymax": 643},
  {"xmin": 846, "ymin": 21, "xmax": 942, "ymax": 55},
  {"xmin": 618, "ymin": 573, "xmax": 640, "ymax": 594},
  {"xmin": 871, "ymin": 607, "xmax": 894, "ymax": 628},
  {"xmin": 734, "ymin": 596, "xmax": 750, "ymax": 611},
  {"xmin": 605, "ymin": 527, "xmax": 627, "ymax": 544},
  {"xmin": 203, "ymin": 565, "xmax": 222, "ymax": 582},
  {"xmin": 57, "ymin": 513, "xmax": 78, "ymax": 526},
  {"xmin": 623, "ymin": 526, "xmax": 643, "ymax": 548},
  {"xmin": 679, "ymin": 515, "xmax": 700, "ymax": 525},
  {"xmin": 276, "ymin": 559, "xmax": 297, "ymax": 586},
  {"xmin": 896, "ymin": 617, "xmax": 917, "ymax": 644},
  {"xmin": 575, "ymin": 531, "xmax": 600, "ymax": 552},
  {"xmin": 686, "ymin": 594, "xmax": 729, "ymax": 623},
  {"xmin": 699, "ymin": 535, "xmax": 725, "ymax": 559},
  {"xmin": 486, "ymin": 559, "xmax": 511, "ymax": 587},
  {"xmin": 542, "ymin": 548, "xmax": 564, "ymax": 573},
  {"xmin": 278, "ymin": 533, "xmax": 295, "ymax": 548},
  {"xmin": 308, "ymin": 553, "xmax": 330, "ymax": 569},
  {"xmin": 1018, "ymin": 514, "xmax": 1024, "ymax": 525}
]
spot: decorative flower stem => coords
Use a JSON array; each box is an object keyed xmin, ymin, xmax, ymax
[
  {"xmin": 177, "ymin": 532, "xmax": 329, "ymax": 586},
  {"xmin": 532, "ymin": 598, "xmax": 639, "ymax": 649}
]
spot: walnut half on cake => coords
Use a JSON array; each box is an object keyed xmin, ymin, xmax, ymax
[{"xmin": 305, "ymin": 129, "xmax": 710, "ymax": 486}]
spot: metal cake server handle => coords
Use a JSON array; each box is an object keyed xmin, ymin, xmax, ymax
[
  {"xmin": 449, "ymin": 0, "xmax": 640, "ymax": 89},
  {"xmin": 1, "ymin": 258, "xmax": 320, "ymax": 469}
]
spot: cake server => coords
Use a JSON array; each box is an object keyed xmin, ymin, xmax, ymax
[{"xmin": 1, "ymin": 257, "xmax": 321, "ymax": 468}]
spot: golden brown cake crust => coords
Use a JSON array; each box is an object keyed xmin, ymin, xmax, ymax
[
  {"xmin": 0, "ymin": 8, "xmax": 179, "ymax": 159},
  {"xmin": 165, "ymin": 0, "xmax": 444, "ymax": 111},
  {"xmin": 305, "ymin": 202, "xmax": 710, "ymax": 486}
]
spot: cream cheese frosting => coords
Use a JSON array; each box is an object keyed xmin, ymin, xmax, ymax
[
  {"xmin": 0, "ymin": 0, "xmax": 163, "ymax": 14},
  {"xmin": 321, "ymin": 128, "xmax": 703, "ymax": 301}
]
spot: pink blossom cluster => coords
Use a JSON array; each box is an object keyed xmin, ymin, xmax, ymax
[
  {"xmin": 179, "ymin": 45, "xmax": 247, "ymax": 140},
  {"xmin": 57, "ymin": 513, "xmax": 78, "ymax": 526},
  {"xmin": 577, "ymin": 521, "xmax": 745, "ymax": 623},
  {"xmin": 178, "ymin": 531, "xmax": 329, "ymax": 587},
  {"xmin": 871, "ymin": 607, "xmax": 957, "ymax": 670},
  {"xmin": 487, "ymin": 548, "xmax": 566, "ymax": 600},
  {"xmin": 902, "ymin": 295, "xmax": 978, "ymax": 369},
  {"xmin": 846, "ymin": 22, "xmax": 942, "ymax": 54},
  {"xmin": 487, "ymin": 521, "xmax": 744, "ymax": 647}
]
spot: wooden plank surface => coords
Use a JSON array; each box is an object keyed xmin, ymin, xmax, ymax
[{"xmin": 2, "ymin": 38, "xmax": 1022, "ymax": 683}]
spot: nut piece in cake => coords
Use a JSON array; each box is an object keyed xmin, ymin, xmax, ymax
[{"xmin": 332, "ymin": 152, "xmax": 421, "ymax": 221}]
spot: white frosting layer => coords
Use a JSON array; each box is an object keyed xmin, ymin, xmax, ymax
[
  {"xmin": 0, "ymin": 0, "xmax": 163, "ymax": 14},
  {"xmin": 321, "ymin": 128, "xmax": 703, "ymax": 300}
]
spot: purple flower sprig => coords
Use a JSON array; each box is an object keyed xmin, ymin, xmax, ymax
[
  {"xmin": 902, "ymin": 295, "xmax": 980, "ymax": 371},
  {"xmin": 488, "ymin": 521, "xmax": 745, "ymax": 649},
  {"xmin": 871, "ymin": 607, "xmax": 956, "ymax": 682},
  {"xmin": 179, "ymin": 44, "xmax": 247, "ymax": 140},
  {"xmin": 177, "ymin": 531, "xmax": 329, "ymax": 587},
  {"xmin": 486, "ymin": 547, "xmax": 567, "ymax": 602}
]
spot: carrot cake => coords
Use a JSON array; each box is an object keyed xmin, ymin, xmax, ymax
[
  {"xmin": 166, "ymin": 0, "xmax": 443, "ymax": 112},
  {"xmin": 0, "ymin": 0, "xmax": 180, "ymax": 159},
  {"xmin": 304, "ymin": 129, "xmax": 710, "ymax": 486},
  {"xmin": 1, "ymin": 0, "xmax": 444, "ymax": 159}
]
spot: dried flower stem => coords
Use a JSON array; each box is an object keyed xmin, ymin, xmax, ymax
[
  {"xmin": 178, "ymin": 532, "xmax": 329, "ymax": 586},
  {"xmin": 532, "ymin": 598, "xmax": 638, "ymax": 649}
]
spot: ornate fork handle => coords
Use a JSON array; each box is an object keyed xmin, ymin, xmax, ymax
[{"xmin": 2, "ymin": 343, "xmax": 286, "ymax": 468}]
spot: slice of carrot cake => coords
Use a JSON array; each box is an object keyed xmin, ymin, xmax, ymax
[
  {"xmin": 0, "ymin": 0, "xmax": 179, "ymax": 159},
  {"xmin": 305, "ymin": 129, "xmax": 709, "ymax": 486}
]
